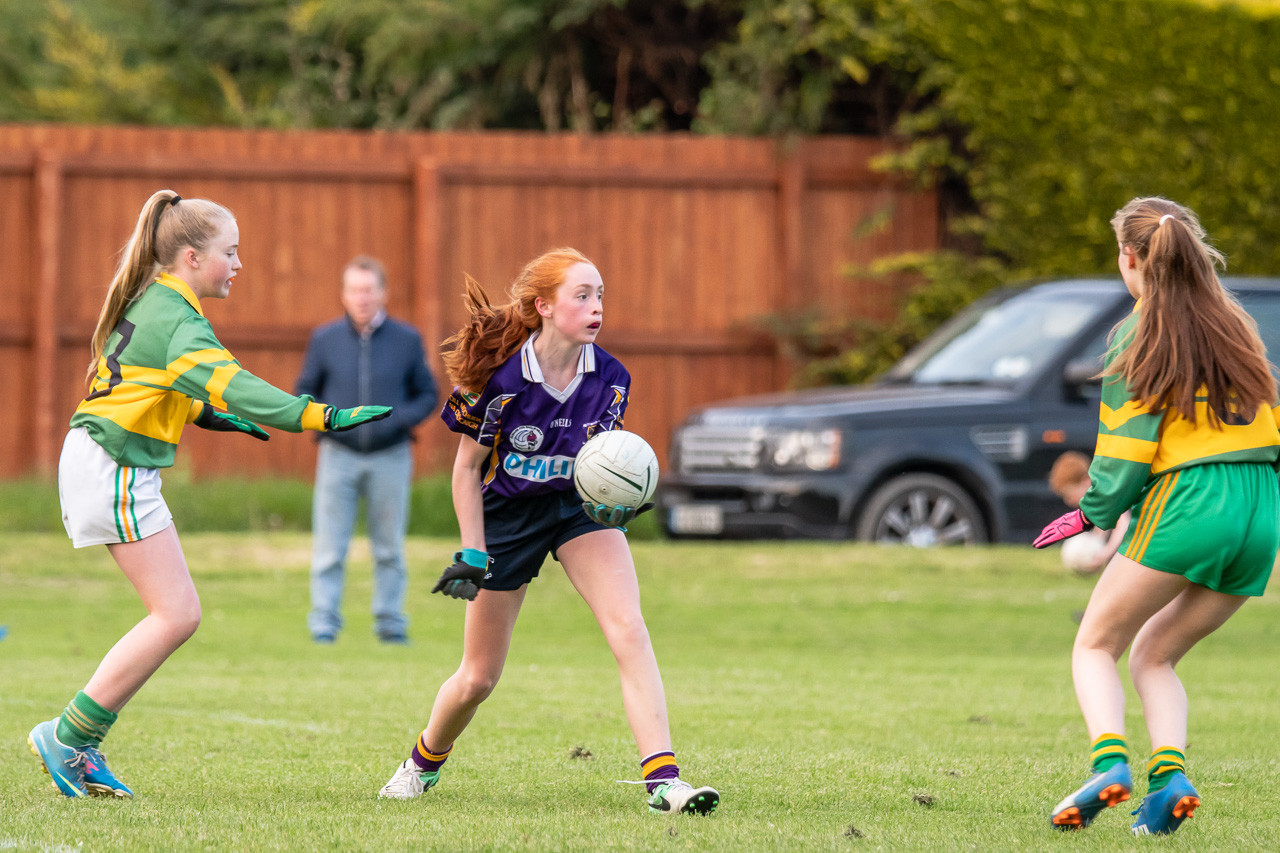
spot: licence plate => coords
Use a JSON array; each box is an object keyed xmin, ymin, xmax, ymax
[{"xmin": 669, "ymin": 505, "xmax": 724, "ymax": 535}]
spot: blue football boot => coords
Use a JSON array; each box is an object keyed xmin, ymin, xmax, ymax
[
  {"xmin": 81, "ymin": 745, "xmax": 134, "ymax": 798},
  {"xmin": 27, "ymin": 719, "xmax": 88, "ymax": 798},
  {"xmin": 1050, "ymin": 762, "xmax": 1132, "ymax": 829},
  {"xmin": 1131, "ymin": 772, "xmax": 1200, "ymax": 836}
]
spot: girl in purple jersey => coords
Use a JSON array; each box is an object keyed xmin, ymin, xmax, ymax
[{"xmin": 378, "ymin": 248, "xmax": 719, "ymax": 815}]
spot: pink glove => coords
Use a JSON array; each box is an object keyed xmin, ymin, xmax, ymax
[{"xmin": 1033, "ymin": 508, "xmax": 1093, "ymax": 549}]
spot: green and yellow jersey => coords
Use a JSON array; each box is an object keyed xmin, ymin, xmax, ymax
[
  {"xmin": 1080, "ymin": 307, "xmax": 1280, "ymax": 529},
  {"xmin": 70, "ymin": 273, "xmax": 328, "ymax": 468}
]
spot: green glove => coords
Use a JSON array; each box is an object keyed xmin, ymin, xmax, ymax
[
  {"xmin": 582, "ymin": 502, "xmax": 654, "ymax": 531},
  {"xmin": 324, "ymin": 405, "xmax": 393, "ymax": 432},
  {"xmin": 194, "ymin": 406, "xmax": 269, "ymax": 441}
]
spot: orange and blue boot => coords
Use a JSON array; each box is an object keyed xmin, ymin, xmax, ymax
[
  {"xmin": 1131, "ymin": 772, "xmax": 1199, "ymax": 836},
  {"xmin": 1051, "ymin": 762, "xmax": 1132, "ymax": 829}
]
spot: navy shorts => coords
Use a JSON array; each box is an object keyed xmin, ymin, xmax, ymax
[{"xmin": 481, "ymin": 489, "xmax": 609, "ymax": 591}]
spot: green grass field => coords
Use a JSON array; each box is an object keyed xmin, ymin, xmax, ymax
[{"xmin": 3, "ymin": 535, "xmax": 1279, "ymax": 851}]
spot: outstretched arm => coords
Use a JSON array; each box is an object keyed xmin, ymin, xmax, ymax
[{"xmin": 432, "ymin": 436, "xmax": 491, "ymax": 601}]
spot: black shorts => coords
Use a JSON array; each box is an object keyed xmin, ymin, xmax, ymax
[{"xmin": 481, "ymin": 489, "xmax": 608, "ymax": 591}]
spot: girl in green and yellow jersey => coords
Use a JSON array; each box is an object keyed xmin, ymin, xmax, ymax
[
  {"xmin": 1036, "ymin": 197, "xmax": 1280, "ymax": 836},
  {"xmin": 27, "ymin": 190, "xmax": 392, "ymax": 799}
]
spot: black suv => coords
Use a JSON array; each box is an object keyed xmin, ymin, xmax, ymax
[{"xmin": 659, "ymin": 278, "xmax": 1280, "ymax": 544}]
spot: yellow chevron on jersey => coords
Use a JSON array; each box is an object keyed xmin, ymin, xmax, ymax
[
  {"xmin": 76, "ymin": 381, "xmax": 195, "ymax": 445},
  {"xmin": 203, "ymin": 363, "xmax": 243, "ymax": 409},
  {"xmin": 168, "ymin": 347, "xmax": 237, "ymax": 380},
  {"xmin": 1099, "ymin": 398, "xmax": 1154, "ymax": 432},
  {"xmin": 1094, "ymin": 433, "xmax": 1158, "ymax": 465}
]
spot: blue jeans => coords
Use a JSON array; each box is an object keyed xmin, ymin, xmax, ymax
[{"xmin": 308, "ymin": 440, "xmax": 413, "ymax": 639}]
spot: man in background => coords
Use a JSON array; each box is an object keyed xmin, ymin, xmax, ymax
[{"xmin": 296, "ymin": 256, "xmax": 438, "ymax": 644}]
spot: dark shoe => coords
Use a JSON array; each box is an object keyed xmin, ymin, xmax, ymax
[
  {"xmin": 379, "ymin": 634, "xmax": 409, "ymax": 646},
  {"xmin": 312, "ymin": 633, "xmax": 336, "ymax": 645}
]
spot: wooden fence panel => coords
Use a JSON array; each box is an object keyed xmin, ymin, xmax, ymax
[{"xmin": 0, "ymin": 124, "xmax": 938, "ymax": 480}]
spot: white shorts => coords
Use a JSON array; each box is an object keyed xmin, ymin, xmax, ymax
[{"xmin": 59, "ymin": 427, "xmax": 173, "ymax": 548}]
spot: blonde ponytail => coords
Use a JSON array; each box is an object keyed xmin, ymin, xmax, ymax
[{"xmin": 86, "ymin": 190, "xmax": 234, "ymax": 383}]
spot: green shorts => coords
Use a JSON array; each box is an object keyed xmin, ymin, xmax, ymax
[{"xmin": 1119, "ymin": 462, "xmax": 1279, "ymax": 597}]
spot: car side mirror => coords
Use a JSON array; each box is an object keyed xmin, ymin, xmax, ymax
[{"xmin": 1063, "ymin": 356, "xmax": 1102, "ymax": 398}]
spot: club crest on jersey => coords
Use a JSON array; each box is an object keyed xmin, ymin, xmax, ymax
[{"xmin": 510, "ymin": 425, "xmax": 544, "ymax": 452}]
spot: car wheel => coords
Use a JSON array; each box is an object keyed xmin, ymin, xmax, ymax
[{"xmin": 855, "ymin": 473, "xmax": 988, "ymax": 546}]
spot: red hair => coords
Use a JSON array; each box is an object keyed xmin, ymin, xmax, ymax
[{"xmin": 441, "ymin": 247, "xmax": 594, "ymax": 392}]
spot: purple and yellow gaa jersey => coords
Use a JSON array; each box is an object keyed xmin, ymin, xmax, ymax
[{"xmin": 441, "ymin": 333, "xmax": 629, "ymax": 498}]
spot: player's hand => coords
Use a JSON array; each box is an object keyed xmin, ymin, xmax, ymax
[
  {"xmin": 432, "ymin": 549, "xmax": 487, "ymax": 601},
  {"xmin": 1033, "ymin": 508, "xmax": 1093, "ymax": 548},
  {"xmin": 582, "ymin": 502, "xmax": 654, "ymax": 530},
  {"xmin": 194, "ymin": 407, "xmax": 269, "ymax": 441},
  {"xmin": 324, "ymin": 405, "xmax": 393, "ymax": 432}
]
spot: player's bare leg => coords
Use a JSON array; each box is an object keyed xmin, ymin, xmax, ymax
[
  {"xmin": 423, "ymin": 586, "xmax": 526, "ymax": 748},
  {"xmin": 1071, "ymin": 553, "xmax": 1188, "ymax": 738},
  {"xmin": 31, "ymin": 524, "xmax": 197, "ymax": 798},
  {"xmin": 1128, "ymin": 584, "xmax": 1245, "ymax": 748},
  {"xmin": 87, "ymin": 524, "xmax": 201, "ymax": 711},
  {"xmin": 560, "ymin": 530, "xmax": 718, "ymax": 815},
  {"xmin": 559, "ymin": 529, "xmax": 670, "ymax": 754},
  {"xmin": 1122, "ymin": 585, "xmax": 1242, "ymax": 834},
  {"xmin": 1052, "ymin": 553, "xmax": 1187, "ymax": 829},
  {"xmin": 380, "ymin": 587, "xmax": 526, "ymax": 799}
]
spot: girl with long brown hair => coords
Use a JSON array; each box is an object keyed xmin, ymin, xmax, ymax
[
  {"xmin": 27, "ymin": 190, "xmax": 391, "ymax": 799},
  {"xmin": 377, "ymin": 248, "xmax": 719, "ymax": 815},
  {"xmin": 1035, "ymin": 197, "xmax": 1280, "ymax": 835}
]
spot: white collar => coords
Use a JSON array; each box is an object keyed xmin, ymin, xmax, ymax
[{"xmin": 519, "ymin": 332, "xmax": 595, "ymax": 403}]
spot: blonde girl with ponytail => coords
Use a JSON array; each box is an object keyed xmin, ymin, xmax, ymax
[
  {"xmin": 27, "ymin": 190, "xmax": 392, "ymax": 799},
  {"xmin": 378, "ymin": 248, "xmax": 720, "ymax": 816},
  {"xmin": 1036, "ymin": 197, "xmax": 1280, "ymax": 835}
]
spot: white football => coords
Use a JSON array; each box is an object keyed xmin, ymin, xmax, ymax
[
  {"xmin": 1061, "ymin": 532, "xmax": 1109, "ymax": 574},
  {"xmin": 574, "ymin": 430, "xmax": 659, "ymax": 510}
]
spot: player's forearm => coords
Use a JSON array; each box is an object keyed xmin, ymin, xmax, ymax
[{"xmin": 451, "ymin": 456, "xmax": 487, "ymax": 553}]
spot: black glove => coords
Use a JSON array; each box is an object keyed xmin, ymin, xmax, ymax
[
  {"xmin": 432, "ymin": 549, "xmax": 488, "ymax": 601},
  {"xmin": 582, "ymin": 502, "xmax": 654, "ymax": 531},
  {"xmin": 194, "ymin": 406, "xmax": 269, "ymax": 441}
]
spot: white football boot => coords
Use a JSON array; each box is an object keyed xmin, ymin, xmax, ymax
[
  {"xmin": 377, "ymin": 759, "xmax": 440, "ymax": 800},
  {"xmin": 648, "ymin": 779, "xmax": 720, "ymax": 815}
]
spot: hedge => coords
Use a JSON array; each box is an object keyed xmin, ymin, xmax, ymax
[{"xmin": 704, "ymin": 0, "xmax": 1280, "ymax": 384}]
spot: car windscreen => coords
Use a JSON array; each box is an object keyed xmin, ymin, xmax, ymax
[{"xmin": 887, "ymin": 288, "xmax": 1117, "ymax": 385}]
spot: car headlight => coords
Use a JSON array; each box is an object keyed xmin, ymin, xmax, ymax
[{"xmin": 767, "ymin": 428, "xmax": 842, "ymax": 471}]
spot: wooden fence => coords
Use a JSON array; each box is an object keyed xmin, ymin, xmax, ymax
[{"xmin": 0, "ymin": 124, "xmax": 938, "ymax": 480}]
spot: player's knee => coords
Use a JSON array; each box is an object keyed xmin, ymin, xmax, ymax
[
  {"xmin": 1128, "ymin": 637, "xmax": 1172, "ymax": 673},
  {"xmin": 604, "ymin": 612, "xmax": 651, "ymax": 653},
  {"xmin": 1072, "ymin": 624, "xmax": 1128, "ymax": 661},
  {"xmin": 163, "ymin": 600, "xmax": 202, "ymax": 643},
  {"xmin": 457, "ymin": 669, "xmax": 500, "ymax": 704}
]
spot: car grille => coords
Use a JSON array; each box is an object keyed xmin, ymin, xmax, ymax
[{"xmin": 677, "ymin": 425, "xmax": 766, "ymax": 472}]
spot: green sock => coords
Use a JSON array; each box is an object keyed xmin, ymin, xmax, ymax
[
  {"xmin": 1146, "ymin": 747, "xmax": 1186, "ymax": 793},
  {"xmin": 55, "ymin": 690, "xmax": 118, "ymax": 748},
  {"xmin": 1090, "ymin": 732, "xmax": 1128, "ymax": 773}
]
